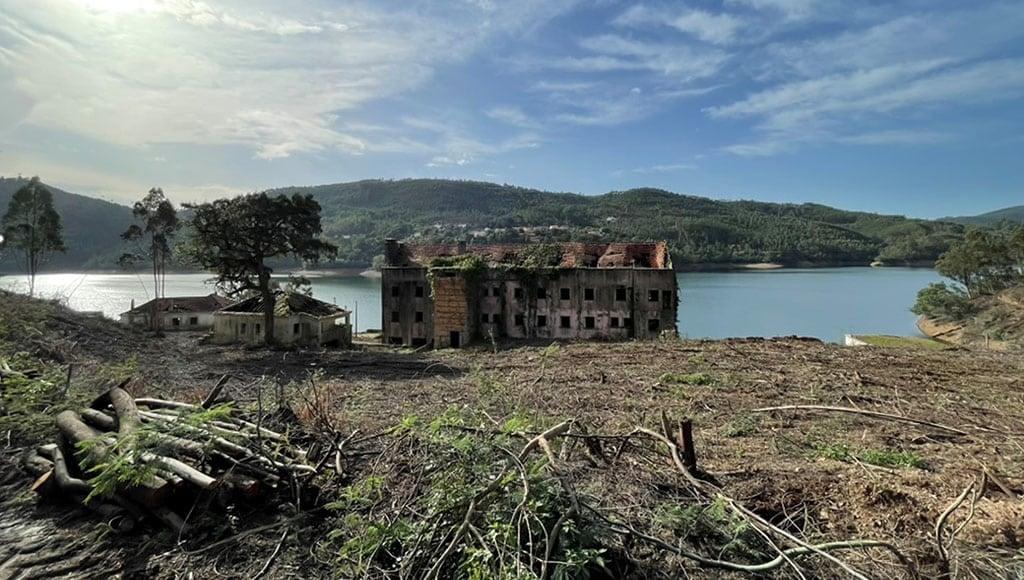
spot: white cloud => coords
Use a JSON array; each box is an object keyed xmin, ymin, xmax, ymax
[
  {"xmin": 631, "ymin": 163, "xmax": 698, "ymax": 174},
  {"xmin": 725, "ymin": 0, "xmax": 817, "ymax": 21},
  {"xmin": 615, "ymin": 5, "xmax": 744, "ymax": 45},
  {"xmin": 485, "ymin": 106, "xmax": 540, "ymax": 129},
  {"xmin": 835, "ymin": 130, "xmax": 953, "ymax": 146}
]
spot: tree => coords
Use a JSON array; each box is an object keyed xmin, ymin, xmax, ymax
[
  {"xmin": 911, "ymin": 282, "xmax": 974, "ymax": 321},
  {"xmin": 183, "ymin": 192, "xmax": 337, "ymax": 345},
  {"xmin": 119, "ymin": 188, "xmax": 181, "ymax": 333},
  {"xmin": 1, "ymin": 177, "xmax": 66, "ymax": 296},
  {"xmin": 935, "ymin": 229, "xmax": 1014, "ymax": 298}
]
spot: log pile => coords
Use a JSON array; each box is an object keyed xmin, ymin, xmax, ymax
[{"xmin": 22, "ymin": 382, "xmax": 314, "ymax": 536}]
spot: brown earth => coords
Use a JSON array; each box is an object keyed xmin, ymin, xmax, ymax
[{"xmin": 2, "ymin": 292, "xmax": 1023, "ymax": 578}]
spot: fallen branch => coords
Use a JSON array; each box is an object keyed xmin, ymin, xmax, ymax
[{"xmin": 751, "ymin": 405, "xmax": 967, "ymax": 436}]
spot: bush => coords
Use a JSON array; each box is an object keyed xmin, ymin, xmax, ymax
[{"xmin": 911, "ymin": 282, "xmax": 974, "ymax": 321}]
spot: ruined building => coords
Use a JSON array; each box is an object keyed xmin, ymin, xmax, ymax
[{"xmin": 381, "ymin": 240, "xmax": 677, "ymax": 348}]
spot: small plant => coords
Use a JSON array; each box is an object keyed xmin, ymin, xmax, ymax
[
  {"xmin": 724, "ymin": 415, "xmax": 761, "ymax": 438},
  {"xmin": 659, "ymin": 372, "xmax": 713, "ymax": 386},
  {"xmin": 812, "ymin": 441, "xmax": 850, "ymax": 462},
  {"xmin": 858, "ymin": 449, "xmax": 927, "ymax": 469}
]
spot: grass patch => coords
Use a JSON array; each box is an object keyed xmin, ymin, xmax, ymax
[
  {"xmin": 857, "ymin": 449, "xmax": 928, "ymax": 469},
  {"xmin": 854, "ymin": 335, "xmax": 950, "ymax": 350},
  {"xmin": 660, "ymin": 372, "xmax": 713, "ymax": 386},
  {"xmin": 723, "ymin": 415, "xmax": 761, "ymax": 438}
]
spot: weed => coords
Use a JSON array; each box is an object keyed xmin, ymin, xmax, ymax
[
  {"xmin": 858, "ymin": 449, "xmax": 928, "ymax": 469},
  {"xmin": 659, "ymin": 372, "xmax": 713, "ymax": 386},
  {"xmin": 724, "ymin": 415, "xmax": 761, "ymax": 437},
  {"xmin": 812, "ymin": 442, "xmax": 851, "ymax": 462}
]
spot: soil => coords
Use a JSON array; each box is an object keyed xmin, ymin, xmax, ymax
[{"xmin": 2, "ymin": 296, "xmax": 1023, "ymax": 578}]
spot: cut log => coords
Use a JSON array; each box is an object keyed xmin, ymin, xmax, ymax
[
  {"xmin": 141, "ymin": 453, "xmax": 219, "ymax": 490},
  {"xmin": 109, "ymin": 387, "xmax": 140, "ymax": 436},
  {"xmin": 80, "ymin": 408, "xmax": 117, "ymax": 432},
  {"xmin": 202, "ymin": 375, "xmax": 232, "ymax": 409},
  {"xmin": 135, "ymin": 398, "xmax": 201, "ymax": 411},
  {"xmin": 38, "ymin": 443, "xmax": 93, "ymax": 496}
]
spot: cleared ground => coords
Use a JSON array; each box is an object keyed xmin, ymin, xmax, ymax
[{"xmin": 1, "ymin": 291, "xmax": 1022, "ymax": 578}]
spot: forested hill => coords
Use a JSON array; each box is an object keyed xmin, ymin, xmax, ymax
[
  {"xmin": 272, "ymin": 179, "xmax": 965, "ymax": 268},
  {"xmin": 942, "ymin": 205, "xmax": 1024, "ymax": 226},
  {"xmin": 0, "ymin": 177, "xmax": 133, "ymax": 272}
]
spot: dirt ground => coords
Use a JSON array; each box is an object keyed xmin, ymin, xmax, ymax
[{"xmin": 2, "ymin": 303, "xmax": 1023, "ymax": 578}]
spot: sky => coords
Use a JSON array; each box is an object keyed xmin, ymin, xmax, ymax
[{"xmin": 0, "ymin": 0, "xmax": 1022, "ymax": 218}]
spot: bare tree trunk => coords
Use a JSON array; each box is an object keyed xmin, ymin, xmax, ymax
[{"xmin": 259, "ymin": 267, "xmax": 275, "ymax": 345}]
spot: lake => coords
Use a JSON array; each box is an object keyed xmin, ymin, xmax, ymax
[{"xmin": 0, "ymin": 268, "xmax": 942, "ymax": 341}]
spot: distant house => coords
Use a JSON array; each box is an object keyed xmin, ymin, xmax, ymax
[
  {"xmin": 381, "ymin": 239, "xmax": 677, "ymax": 348},
  {"xmin": 212, "ymin": 291, "xmax": 352, "ymax": 347},
  {"xmin": 119, "ymin": 294, "xmax": 230, "ymax": 331}
]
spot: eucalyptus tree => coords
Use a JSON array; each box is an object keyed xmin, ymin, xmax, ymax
[
  {"xmin": 1, "ymin": 177, "xmax": 66, "ymax": 296},
  {"xmin": 120, "ymin": 187, "xmax": 181, "ymax": 333}
]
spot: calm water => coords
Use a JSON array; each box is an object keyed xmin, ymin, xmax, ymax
[{"xmin": 1, "ymin": 268, "xmax": 941, "ymax": 341}]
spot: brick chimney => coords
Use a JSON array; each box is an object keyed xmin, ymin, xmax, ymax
[{"xmin": 384, "ymin": 238, "xmax": 400, "ymax": 266}]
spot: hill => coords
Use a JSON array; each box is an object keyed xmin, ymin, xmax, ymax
[
  {"xmin": 271, "ymin": 179, "xmax": 965, "ymax": 268},
  {"xmin": 0, "ymin": 177, "xmax": 133, "ymax": 272},
  {"xmin": 942, "ymin": 205, "xmax": 1024, "ymax": 225}
]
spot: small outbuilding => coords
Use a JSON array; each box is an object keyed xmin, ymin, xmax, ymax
[
  {"xmin": 212, "ymin": 291, "xmax": 351, "ymax": 347},
  {"xmin": 119, "ymin": 294, "xmax": 230, "ymax": 331}
]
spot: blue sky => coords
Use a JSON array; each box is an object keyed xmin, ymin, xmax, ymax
[{"xmin": 0, "ymin": 0, "xmax": 1022, "ymax": 218}]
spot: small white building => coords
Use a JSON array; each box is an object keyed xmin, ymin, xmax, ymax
[
  {"xmin": 119, "ymin": 294, "xmax": 230, "ymax": 331},
  {"xmin": 212, "ymin": 291, "xmax": 351, "ymax": 347}
]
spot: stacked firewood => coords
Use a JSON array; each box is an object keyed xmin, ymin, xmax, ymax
[{"xmin": 23, "ymin": 382, "xmax": 314, "ymax": 535}]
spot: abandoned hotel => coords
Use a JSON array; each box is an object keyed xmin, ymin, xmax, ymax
[{"xmin": 381, "ymin": 240, "xmax": 677, "ymax": 348}]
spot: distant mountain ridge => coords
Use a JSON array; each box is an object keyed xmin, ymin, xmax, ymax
[
  {"xmin": 941, "ymin": 205, "xmax": 1024, "ymax": 225},
  {"xmin": 0, "ymin": 177, "xmax": 133, "ymax": 272},
  {"xmin": 270, "ymin": 179, "xmax": 965, "ymax": 268},
  {"xmin": 1, "ymin": 177, "xmax": 969, "ymax": 271}
]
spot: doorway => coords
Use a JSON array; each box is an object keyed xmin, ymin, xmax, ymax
[{"xmin": 449, "ymin": 331, "xmax": 461, "ymax": 348}]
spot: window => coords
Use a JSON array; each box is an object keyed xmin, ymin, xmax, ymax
[
  {"xmin": 189, "ymin": 317, "xmax": 198, "ymax": 326},
  {"xmin": 415, "ymin": 286, "xmax": 424, "ymax": 298},
  {"xmin": 649, "ymin": 290, "xmax": 659, "ymax": 302},
  {"xmin": 411, "ymin": 337, "xmax": 427, "ymax": 347},
  {"xmin": 537, "ymin": 315, "xmax": 547, "ymax": 327},
  {"xmin": 481, "ymin": 313, "xmax": 490, "ymax": 323},
  {"xmin": 481, "ymin": 287, "xmax": 489, "ymax": 297},
  {"xmin": 293, "ymin": 323, "xmax": 301, "ymax": 335},
  {"xmin": 648, "ymin": 318, "xmax": 661, "ymax": 332},
  {"xmin": 391, "ymin": 286, "xmax": 400, "ymax": 297},
  {"xmin": 513, "ymin": 287, "xmax": 524, "ymax": 299},
  {"xmin": 615, "ymin": 287, "xmax": 627, "ymax": 301},
  {"xmin": 560, "ymin": 288, "xmax": 571, "ymax": 300},
  {"xmin": 492, "ymin": 314, "xmax": 501, "ymax": 325},
  {"xmin": 241, "ymin": 323, "xmax": 247, "ymax": 333},
  {"xmin": 584, "ymin": 288, "xmax": 595, "ymax": 301},
  {"xmin": 560, "ymin": 316, "xmax": 571, "ymax": 328},
  {"xmin": 415, "ymin": 311, "xmax": 424, "ymax": 322},
  {"xmin": 663, "ymin": 290, "xmax": 672, "ymax": 304},
  {"xmin": 391, "ymin": 311, "xmax": 400, "ymax": 323},
  {"xmin": 389, "ymin": 336, "xmax": 403, "ymax": 345},
  {"xmin": 610, "ymin": 317, "xmax": 620, "ymax": 328},
  {"xmin": 584, "ymin": 316, "xmax": 595, "ymax": 329},
  {"xmin": 624, "ymin": 318, "xmax": 633, "ymax": 328},
  {"xmin": 255, "ymin": 324, "xmax": 260, "ymax": 334},
  {"xmin": 172, "ymin": 317, "xmax": 181, "ymax": 327},
  {"xmin": 537, "ymin": 287, "xmax": 547, "ymax": 299},
  {"xmin": 493, "ymin": 287, "xmax": 501, "ymax": 297},
  {"xmin": 514, "ymin": 314, "xmax": 524, "ymax": 326}
]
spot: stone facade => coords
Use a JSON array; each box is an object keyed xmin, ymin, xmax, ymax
[{"xmin": 382, "ymin": 240, "xmax": 677, "ymax": 348}]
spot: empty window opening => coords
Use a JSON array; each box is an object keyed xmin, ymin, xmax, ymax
[
  {"xmin": 537, "ymin": 287, "xmax": 547, "ymax": 299},
  {"xmin": 560, "ymin": 288, "xmax": 571, "ymax": 300},
  {"xmin": 411, "ymin": 337, "xmax": 428, "ymax": 347},
  {"xmin": 514, "ymin": 314, "xmax": 524, "ymax": 326},
  {"xmin": 189, "ymin": 317, "xmax": 198, "ymax": 326},
  {"xmin": 537, "ymin": 315, "xmax": 547, "ymax": 327},
  {"xmin": 649, "ymin": 290, "xmax": 659, "ymax": 302},
  {"xmin": 492, "ymin": 314, "xmax": 501, "ymax": 325},
  {"xmin": 610, "ymin": 317, "xmax": 620, "ymax": 328},
  {"xmin": 389, "ymin": 336, "xmax": 403, "ymax": 345},
  {"xmin": 663, "ymin": 290, "xmax": 673, "ymax": 304},
  {"xmin": 293, "ymin": 323, "xmax": 301, "ymax": 335},
  {"xmin": 481, "ymin": 313, "xmax": 490, "ymax": 323},
  {"xmin": 172, "ymin": 317, "xmax": 181, "ymax": 327},
  {"xmin": 615, "ymin": 287, "xmax": 627, "ymax": 301},
  {"xmin": 584, "ymin": 316, "xmax": 595, "ymax": 329},
  {"xmin": 584, "ymin": 288, "xmax": 595, "ymax": 301},
  {"xmin": 241, "ymin": 323, "xmax": 247, "ymax": 333},
  {"xmin": 391, "ymin": 311, "xmax": 400, "ymax": 323},
  {"xmin": 624, "ymin": 318, "xmax": 633, "ymax": 328},
  {"xmin": 391, "ymin": 286, "xmax": 400, "ymax": 297},
  {"xmin": 560, "ymin": 316, "xmax": 571, "ymax": 328},
  {"xmin": 415, "ymin": 311, "xmax": 424, "ymax": 322},
  {"xmin": 493, "ymin": 287, "xmax": 501, "ymax": 297},
  {"xmin": 648, "ymin": 318, "xmax": 661, "ymax": 332},
  {"xmin": 513, "ymin": 287, "xmax": 524, "ymax": 299},
  {"xmin": 255, "ymin": 324, "xmax": 260, "ymax": 335},
  {"xmin": 415, "ymin": 286, "xmax": 424, "ymax": 298}
]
